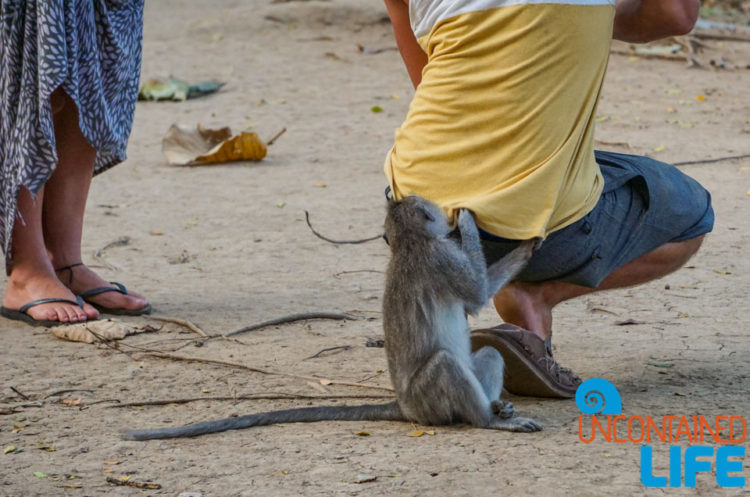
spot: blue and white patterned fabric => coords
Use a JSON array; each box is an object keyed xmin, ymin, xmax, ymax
[{"xmin": 0, "ymin": 1, "xmax": 144, "ymax": 268}]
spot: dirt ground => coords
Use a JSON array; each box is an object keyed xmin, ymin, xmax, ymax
[{"xmin": 2, "ymin": 1, "xmax": 750, "ymax": 496}]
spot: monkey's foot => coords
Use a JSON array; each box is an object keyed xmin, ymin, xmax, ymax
[
  {"xmin": 491, "ymin": 399, "xmax": 515, "ymax": 419},
  {"xmin": 488, "ymin": 416, "xmax": 543, "ymax": 433}
]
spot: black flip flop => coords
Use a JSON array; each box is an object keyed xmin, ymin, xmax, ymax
[
  {"xmin": 79, "ymin": 282, "xmax": 152, "ymax": 316},
  {"xmin": 0, "ymin": 296, "xmax": 86, "ymax": 327},
  {"xmin": 471, "ymin": 324, "xmax": 582, "ymax": 398}
]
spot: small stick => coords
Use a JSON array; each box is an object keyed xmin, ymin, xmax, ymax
[
  {"xmin": 87, "ymin": 332, "xmax": 393, "ymax": 392},
  {"xmin": 141, "ymin": 351, "xmax": 394, "ymax": 392},
  {"xmin": 148, "ymin": 316, "xmax": 208, "ymax": 337},
  {"xmin": 93, "ymin": 236, "xmax": 131, "ymax": 269},
  {"xmin": 105, "ymin": 393, "xmax": 393, "ymax": 408},
  {"xmin": 266, "ymin": 127, "xmax": 287, "ymax": 146},
  {"xmin": 10, "ymin": 386, "xmax": 30, "ymax": 400},
  {"xmin": 87, "ymin": 399, "xmax": 122, "ymax": 406},
  {"xmin": 304, "ymin": 345, "xmax": 352, "ymax": 360},
  {"xmin": 226, "ymin": 312, "xmax": 357, "ymax": 337},
  {"xmin": 609, "ymin": 48, "xmax": 691, "ymax": 63},
  {"xmin": 333, "ymin": 269, "xmax": 384, "ymax": 278},
  {"xmin": 105, "ymin": 476, "xmax": 161, "ymax": 490},
  {"xmin": 44, "ymin": 389, "xmax": 94, "ymax": 399},
  {"xmin": 692, "ymin": 32, "xmax": 750, "ymax": 43},
  {"xmin": 304, "ymin": 210, "xmax": 383, "ymax": 245},
  {"xmin": 672, "ymin": 153, "xmax": 750, "ymax": 166}
]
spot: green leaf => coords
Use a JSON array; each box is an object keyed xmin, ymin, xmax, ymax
[
  {"xmin": 371, "ymin": 105, "xmax": 383, "ymax": 113},
  {"xmin": 33, "ymin": 471, "xmax": 47, "ymax": 478},
  {"xmin": 4, "ymin": 445, "xmax": 18, "ymax": 454}
]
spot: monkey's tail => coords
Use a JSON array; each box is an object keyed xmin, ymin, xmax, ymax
[{"xmin": 121, "ymin": 401, "xmax": 404, "ymax": 441}]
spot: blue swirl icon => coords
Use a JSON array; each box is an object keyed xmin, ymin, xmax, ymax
[{"xmin": 575, "ymin": 378, "xmax": 622, "ymax": 415}]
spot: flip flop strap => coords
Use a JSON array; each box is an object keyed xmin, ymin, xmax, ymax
[
  {"xmin": 19, "ymin": 296, "xmax": 84, "ymax": 313},
  {"xmin": 54, "ymin": 262, "xmax": 84, "ymax": 285},
  {"xmin": 78, "ymin": 282, "xmax": 128, "ymax": 299}
]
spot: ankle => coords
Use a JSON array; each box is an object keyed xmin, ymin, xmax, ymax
[{"xmin": 494, "ymin": 282, "xmax": 553, "ymax": 340}]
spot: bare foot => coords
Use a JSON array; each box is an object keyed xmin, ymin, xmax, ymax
[
  {"xmin": 3, "ymin": 268, "xmax": 97, "ymax": 323},
  {"xmin": 56, "ymin": 264, "xmax": 149, "ymax": 313},
  {"xmin": 493, "ymin": 281, "xmax": 552, "ymax": 339}
]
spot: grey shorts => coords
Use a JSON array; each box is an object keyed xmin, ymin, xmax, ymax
[{"xmin": 479, "ymin": 151, "xmax": 715, "ymax": 288}]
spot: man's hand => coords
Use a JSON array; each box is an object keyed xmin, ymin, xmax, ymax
[{"xmin": 613, "ymin": 0, "xmax": 699, "ymax": 43}]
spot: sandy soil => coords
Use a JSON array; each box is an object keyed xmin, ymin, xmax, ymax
[{"xmin": 2, "ymin": 1, "xmax": 750, "ymax": 495}]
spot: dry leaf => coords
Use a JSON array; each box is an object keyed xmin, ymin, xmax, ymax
[
  {"xmin": 355, "ymin": 431, "xmax": 371, "ymax": 437},
  {"xmin": 52, "ymin": 319, "xmax": 156, "ymax": 343},
  {"xmin": 63, "ymin": 398, "xmax": 82, "ymax": 406},
  {"xmin": 319, "ymin": 379, "xmax": 332, "ymax": 386},
  {"xmin": 714, "ymin": 269, "xmax": 731, "ymax": 275},
  {"xmin": 162, "ymin": 124, "xmax": 267, "ymax": 166},
  {"xmin": 407, "ymin": 430, "xmax": 425, "ymax": 437}
]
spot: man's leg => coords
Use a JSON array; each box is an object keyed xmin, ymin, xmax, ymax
[
  {"xmin": 494, "ymin": 235, "xmax": 705, "ymax": 340},
  {"xmin": 2, "ymin": 185, "xmax": 90, "ymax": 323},
  {"xmin": 42, "ymin": 88, "xmax": 148, "ymax": 312}
]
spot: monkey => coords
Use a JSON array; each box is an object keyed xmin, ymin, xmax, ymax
[{"xmin": 122, "ymin": 196, "xmax": 541, "ymax": 441}]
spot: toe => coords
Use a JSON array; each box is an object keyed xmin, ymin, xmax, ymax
[
  {"xmin": 55, "ymin": 306, "xmax": 71, "ymax": 323},
  {"xmin": 82, "ymin": 302, "xmax": 99, "ymax": 320}
]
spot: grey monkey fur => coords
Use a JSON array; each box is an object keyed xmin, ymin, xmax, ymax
[{"xmin": 122, "ymin": 196, "xmax": 541, "ymax": 441}]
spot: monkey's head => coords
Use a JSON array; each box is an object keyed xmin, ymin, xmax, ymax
[{"xmin": 385, "ymin": 195, "xmax": 452, "ymax": 247}]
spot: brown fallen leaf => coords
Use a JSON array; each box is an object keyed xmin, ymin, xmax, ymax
[
  {"xmin": 63, "ymin": 398, "xmax": 82, "ymax": 407},
  {"xmin": 162, "ymin": 124, "xmax": 267, "ymax": 166},
  {"xmin": 407, "ymin": 430, "xmax": 425, "ymax": 437}
]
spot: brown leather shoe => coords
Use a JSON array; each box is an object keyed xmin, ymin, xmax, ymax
[{"xmin": 471, "ymin": 324, "xmax": 582, "ymax": 398}]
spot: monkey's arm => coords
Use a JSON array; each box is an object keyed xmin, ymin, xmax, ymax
[{"xmin": 456, "ymin": 209, "xmax": 490, "ymax": 298}]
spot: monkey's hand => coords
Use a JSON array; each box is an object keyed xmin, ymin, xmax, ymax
[
  {"xmin": 491, "ymin": 399, "xmax": 515, "ymax": 419},
  {"xmin": 457, "ymin": 208, "xmax": 479, "ymax": 241}
]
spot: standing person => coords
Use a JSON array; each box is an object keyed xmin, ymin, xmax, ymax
[
  {"xmin": 1, "ymin": 1, "xmax": 150, "ymax": 327},
  {"xmin": 383, "ymin": 0, "xmax": 713, "ymax": 397}
]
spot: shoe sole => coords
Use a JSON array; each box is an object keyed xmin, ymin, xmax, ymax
[{"xmin": 471, "ymin": 329, "xmax": 578, "ymax": 398}]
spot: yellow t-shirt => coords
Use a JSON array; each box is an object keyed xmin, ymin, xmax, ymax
[{"xmin": 385, "ymin": 0, "xmax": 615, "ymax": 239}]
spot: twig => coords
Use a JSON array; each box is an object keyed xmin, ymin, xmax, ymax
[
  {"xmin": 147, "ymin": 316, "xmax": 208, "ymax": 337},
  {"xmin": 672, "ymin": 153, "xmax": 750, "ymax": 166},
  {"xmin": 105, "ymin": 392, "xmax": 393, "ymax": 408},
  {"xmin": 105, "ymin": 476, "xmax": 161, "ymax": 490},
  {"xmin": 44, "ymin": 389, "xmax": 94, "ymax": 399},
  {"xmin": 692, "ymin": 32, "xmax": 750, "ymax": 43},
  {"xmin": 93, "ymin": 236, "xmax": 131, "ymax": 269},
  {"xmin": 87, "ymin": 399, "xmax": 122, "ymax": 406},
  {"xmin": 304, "ymin": 210, "xmax": 383, "ymax": 245},
  {"xmin": 333, "ymin": 269, "xmax": 384, "ymax": 279},
  {"xmin": 304, "ymin": 345, "xmax": 352, "ymax": 360},
  {"xmin": 610, "ymin": 48, "xmax": 692, "ymax": 63},
  {"xmin": 266, "ymin": 127, "xmax": 287, "ymax": 146},
  {"xmin": 10, "ymin": 386, "xmax": 30, "ymax": 400},
  {"xmin": 139, "ymin": 350, "xmax": 393, "ymax": 392},
  {"xmin": 225, "ymin": 312, "xmax": 357, "ymax": 337}
]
